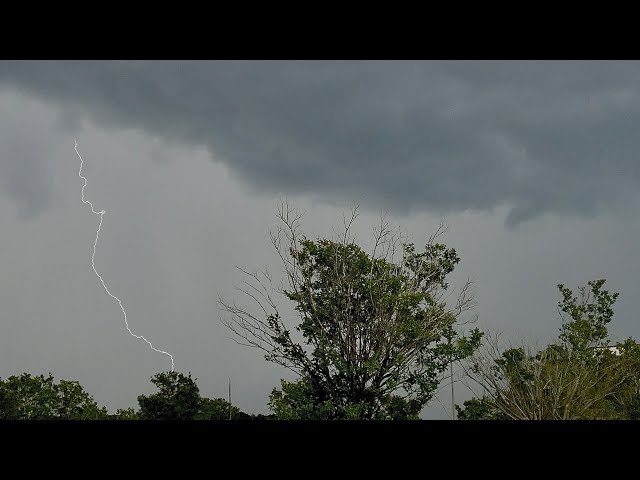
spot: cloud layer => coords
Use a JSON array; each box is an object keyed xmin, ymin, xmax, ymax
[{"xmin": 1, "ymin": 60, "xmax": 639, "ymax": 225}]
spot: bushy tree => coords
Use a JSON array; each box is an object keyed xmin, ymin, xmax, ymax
[
  {"xmin": 0, "ymin": 373, "xmax": 107, "ymax": 420},
  {"xmin": 138, "ymin": 371, "xmax": 202, "ymax": 420},
  {"xmin": 465, "ymin": 279, "xmax": 639, "ymax": 420},
  {"xmin": 558, "ymin": 279, "xmax": 619, "ymax": 353},
  {"xmin": 221, "ymin": 202, "xmax": 482, "ymax": 419},
  {"xmin": 137, "ymin": 371, "xmax": 252, "ymax": 420},
  {"xmin": 607, "ymin": 338, "xmax": 640, "ymax": 419}
]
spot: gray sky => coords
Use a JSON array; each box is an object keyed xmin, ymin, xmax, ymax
[{"xmin": 1, "ymin": 60, "xmax": 639, "ymax": 419}]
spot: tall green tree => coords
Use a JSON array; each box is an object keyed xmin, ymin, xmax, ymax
[
  {"xmin": 464, "ymin": 279, "xmax": 639, "ymax": 420},
  {"xmin": 221, "ymin": 202, "xmax": 482, "ymax": 419},
  {"xmin": 138, "ymin": 371, "xmax": 202, "ymax": 420},
  {"xmin": 0, "ymin": 373, "xmax": 107, "ymax": 420},
  {"xmin": 558, "ymin": 279, "xmax": 619, "ymax": 353}
]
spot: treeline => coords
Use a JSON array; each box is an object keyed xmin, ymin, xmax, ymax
[
  {"xmin": 3, "ymin": 202, "xmax": 640, "ymax": 420},
  {"xmin": 0, "ymin": 370, "xmax": 272, "ymax": 420},
  {"xmin": 3, "ymin": 277, "xmax": 638, "ymax": 420}
]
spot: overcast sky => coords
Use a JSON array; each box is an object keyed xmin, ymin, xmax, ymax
[{"xmin": 1, "ymin": 60, "xmax": 639, "ymax": 419}]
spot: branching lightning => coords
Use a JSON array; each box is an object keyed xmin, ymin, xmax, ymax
[{"xmin": 74, "ymin": 139, "xmax": 175, "ymax": 371}]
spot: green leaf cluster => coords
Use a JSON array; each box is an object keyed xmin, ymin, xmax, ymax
[
  {"xmin": 0, "ymin": 373, "xmax": 107, "ymax": 420},
  {"xmin": 267, "ymin": 238, "xmax": 481, "ymax": 419}
]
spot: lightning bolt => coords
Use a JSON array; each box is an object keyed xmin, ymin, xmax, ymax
[{"xmin": 74, "ymin": 139, "xmax": 175, "ymax": 371}]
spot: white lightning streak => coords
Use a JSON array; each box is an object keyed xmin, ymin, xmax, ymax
[{"xmin": 74, "ymin": 139, "xmax": 174, "ymax": 371}]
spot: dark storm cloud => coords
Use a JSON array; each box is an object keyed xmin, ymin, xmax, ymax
[{"xmin": 1, "ymin": 60, "xmax": 639, "ymax": 225}]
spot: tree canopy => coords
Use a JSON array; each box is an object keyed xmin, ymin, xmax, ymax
[
  {"xmin": 137, "ymin": 371, "xmax": 203, "ymax": 420},
  {"xmin": 460, "ymin": 279, "xmax": 640, "ymax": 420},
  {"xmin": 0, "ymin": 373, "xmax": 107, "ymax": 420},
  {"xmin": 221, "ymin": 202, "xmax": 482, "ymax": 419},
  {"xmin": 136, "ymin": 371, "xmax": 263, "ymax": 420}
]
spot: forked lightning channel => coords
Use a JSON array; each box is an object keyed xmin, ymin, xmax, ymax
[{"xmin": 74, "ymin": 139, "xmax": 174, "ymax": 371}]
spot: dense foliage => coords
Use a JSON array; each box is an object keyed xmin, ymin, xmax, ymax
[
  {"xmin": 0, "ymin": 373, "xmax": 107, "ymax": 420},
  {"xmin": 137, "ymin": 371, "xmax": 270, "ymax": 420},
  {"xmin": 221, "ymin": 205, "xmax": 482, "ymax": 419},
  {"xmin": 459, "ymin": 279, "xmax": 640, "ymax": 420}
]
